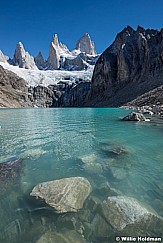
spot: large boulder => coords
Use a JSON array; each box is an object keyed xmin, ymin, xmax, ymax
[
  {"xmin": 91, "ymin": 196, "xmax": 163, "ymax": 239},
  {"xmin": 30, "ymin": 177, "xmax": 91, "ymax": 213},
  {"xmin": 37, "ymin": 230, "xmax": 86, "ymax": 243},
  {"xmin": 122, "ymin": 112, "xmax": 147, "ymax": 121}
]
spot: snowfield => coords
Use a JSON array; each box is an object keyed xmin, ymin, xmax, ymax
[{"xmin": 0, "ymin": 62, "xmax": 94, "ymax": 87}]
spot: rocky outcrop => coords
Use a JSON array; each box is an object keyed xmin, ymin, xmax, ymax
[
  {"xmin": 126, "ymin": 85, "xmax": 163, "ymax": 109},
  {"xmin": 76, "ymin": 33, "xmax": 97, "ymax": 55},
  {"xmin": 47, "ymin": 35, "xmax": 60, "ymax": 69},
  {"xmin": 122, "ymin": 112, "xmax": 147, "ymax": 121},
  {"xmin": 28, "ymin": 85, "xmax": 58, "ymax": 107},
  {"xmin": 12, "ymin": 42, "xmax": 38, "ymax": 70},
  {"xmin": 47, "ymin": 34, "xmax": 71, "ymax": 70},
  {"xmin": 0, "ymin": 65, "xmax": 33, "ymax": 108},
  {"xmin": 54, "ymin": 81, "xmax": 91, "ymax": 107},
  {"xmin": 34, "ymin": 51, "xmax": 46, "ymax": 70},
  {"xmin": 0, "ymin": 50, "xmax": 9, "ymax": 62},
  {"xmin": 87, "ymin": 26, "xmax": 163, "ymax": 107},
  {"xmin": 90, "ymin": 196, "xmax": 163, "ymax": 240},
  {"xmin": 62, "ymin": 55, "xmax": 88, "ymax": 71},
  {"xmin": 30, "ymin": 177, "xmax": 91, "ymax": 213}
]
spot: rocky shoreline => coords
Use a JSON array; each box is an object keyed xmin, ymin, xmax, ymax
[{"xmin": 121, "ymin": 104, "xmax": 163, "ymax": 118}]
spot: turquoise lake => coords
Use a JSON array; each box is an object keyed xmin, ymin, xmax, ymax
[{"xmin": 0, "ymin": 108, "xmax": 163, "ymax": 242}]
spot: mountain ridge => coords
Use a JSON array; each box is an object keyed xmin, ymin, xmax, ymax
[
  {"xmin": 86, "ymin": 25, "xmax": 163, "ymax": 107},
  {"xmin": 1, "ymin": 26, "xmax": 163, "ymax": 109},
  {"xmin": 0, "ymin": 33, "xmax": 98, "ymax": 71}
]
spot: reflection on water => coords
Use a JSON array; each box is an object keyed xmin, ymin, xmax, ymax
[{"xmin": 0, "ymin": 108, "xmax": 163, "ymax": 242}]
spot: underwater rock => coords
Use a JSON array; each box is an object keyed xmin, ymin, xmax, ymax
[
  {"xmin": 79, "ymin": 153, "xmax": 103, "ymax": 174},
  {"xmin": 90, "ymin": 196, "xmax": 163, "ymax": 239},
  {"xmin": 0, "ymin": 159, "xmax": 23, "ymax": 181},
  {"xmin": 30, "ymin": 177, "xmax": 91, "ymax": 213},
  {"xmin": 110, "ymin": 167, "xmax": 128, "ymax": 180},
  {"xmin": 122, "ymin": 112, "xmax": 148, "ymax": 121},
  {"xmin": 0, "ymin": 159, "xmax": 23, "ymax": 195},
  {"xmin": 79, "ymin": 154, "xmax": 97, "ymax": 165},
  {"xmin": 37, "ymin": 230, "xmax": 86, "ymax": 243},
  {"xmin": 83, "ymin": 163, "xmax": 103, "ymax": 175}
]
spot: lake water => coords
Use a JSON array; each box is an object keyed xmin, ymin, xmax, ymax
[{"xmin": 0, "ymin": 108, "xmax": 163, "ymax": 242}]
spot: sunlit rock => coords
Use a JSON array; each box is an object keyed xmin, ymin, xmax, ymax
[{"xmin": 30, "ymin": 177, "xmax": 91, "ymax": 213}]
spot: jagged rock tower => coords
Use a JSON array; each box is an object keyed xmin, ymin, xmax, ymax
[
  {"xmin": 35, "ymin": 51, "xmax": 46, "ymax": 70},
  {"xmin": 76, "ymin": 33, "xmax": 97, "ymax": 55},
  {"xmin": 13, "ymin": 42, "xmax": 38, "ymax": 69},
  {"xmin": 0, "ymin": 50, "xmax": 9, "ymax": 62}
]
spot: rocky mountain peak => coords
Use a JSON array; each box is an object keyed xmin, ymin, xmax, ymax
[
  {"xmin": 52, "ymin": 34, "xmax": 59, "ymax": 46},
  {"xmin": 0, "ymin": 50, "xmax": 9, "ymax": 62},
  {"xmin": 13, "ymin": 42, "xmax": 37, "ymax": 70},
  {"xmin": 88, "ymin": 26, "xmax": 163, "ymax": 107},
  {"xmin": 115, "ymin": 26, "xmax": 134, "ymax": 42},
  {"xmin": 14, "ymin": 42, "xmax": 26, "ymax": 59},
  {"xmin": 75, "ymin": 33, "xmax": 97, "ymax": 55},
  {"xmin": 35, "ymin": 51, "xmax": 46, "ymax": 70},
  {"xmin": 137, "ymin": 25, "xmax": 145, "ymax": 33}
]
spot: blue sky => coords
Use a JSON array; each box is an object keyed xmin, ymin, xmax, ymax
[{"xmin": 0, "ymin": 0, "xmax": 163, "ymax": 59}]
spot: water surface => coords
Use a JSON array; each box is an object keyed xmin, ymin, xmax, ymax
[{"xmin": 0, "ymin": 108, "xmax": 163, "ymax": 242}]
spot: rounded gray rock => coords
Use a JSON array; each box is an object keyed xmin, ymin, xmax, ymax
[{"xmin": 30, "ymin": 177, "xmax": 91, "ymax": 213}]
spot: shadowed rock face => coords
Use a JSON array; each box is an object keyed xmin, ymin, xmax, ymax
[
  {"xmin": 30, "ymin": 177, "xmax": 92, "ymax": 213},
  {"xmin": 0, "ymin": 65, "xmax": 33, "ymax": 108},
  {"xmin": 87, "ymin": 26, "xmax": 163, "ymax": 107},
  {"xmin": 35, "ymin": 52, "xmax": 46, "ymax": 70}
]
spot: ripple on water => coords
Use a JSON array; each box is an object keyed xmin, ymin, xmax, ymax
[{"xmin": 0, "ymin": 108, "xmax": 163, "ymax": 242}]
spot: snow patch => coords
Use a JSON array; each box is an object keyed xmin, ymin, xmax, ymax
[{"xmin": 0, "ymin": 62, "xmax": 94, "ymax": 87}]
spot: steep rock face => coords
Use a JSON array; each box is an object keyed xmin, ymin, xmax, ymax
[
  {"xmin": 28, "ymin": 84, "xmax": 63, "ymax": 108},
  {"xmin": 0, "ymin": 65, "xmax": 33, "ymax": 108},
  {"xmin": 54, "ymin": 82, "xmax": 91, "ymax": 107},
  {"xmin": 76, "ymin": 33, "xmax": 97, "ymax": 55},
  {"xmin": 0, "ymin": 50, "xmax": 9, "ymax": 62},
  {"xmin": 35, "ymin": 51, "xmax": 46, "ymax": 70},
  {"xmin": 47, "ymin": 34, "xmax": 70, "ymax": 70},
  {"xmin": 63, "ymin": 55, "xmax": 88, "ymax": 71},
  {"xmin": 12, "ymin": 42, "xmax": 38, "ymax": 70},
  {"xmin": 88, "ymin": 26, "xmax": 163, "ymax": 106}
]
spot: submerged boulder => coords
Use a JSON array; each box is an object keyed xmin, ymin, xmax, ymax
[
  {"xmin": 37, "ymin": 230, "xmax": 86, "ymax": 243},
  {"xmin": 0, "ymin": 159, "xmax": 23, "ymax": 180},
  {"xmin": 0, "ymin": 159, "xmax": 23, "ymax": 196},
  {"xmin": 30, "ymin": 177, "xmax": 91, "ymax": 213},
  {"xmin": 122, "ymin": 112, "xmax": 148, "ymax": 121},
  {"xmin": 91, "ymin": 196, "xmax": 163, "ymax": 239},
  {"xmin": 79, "ymin": 154, "xmax": 103, "ymax": 174}
]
